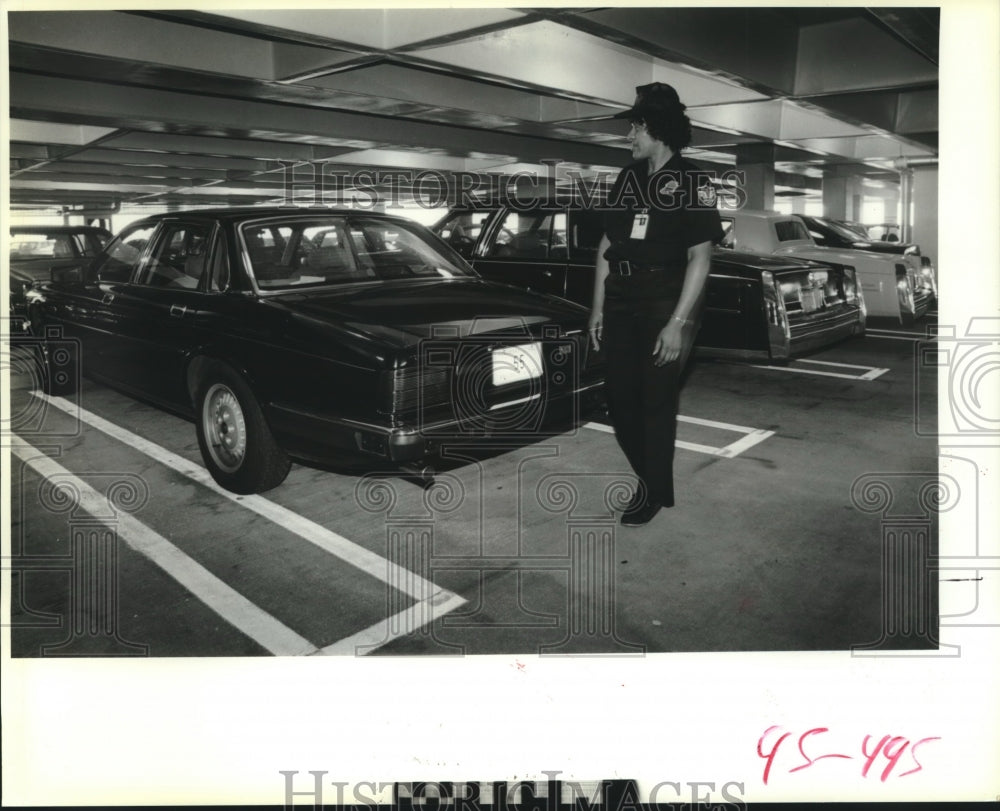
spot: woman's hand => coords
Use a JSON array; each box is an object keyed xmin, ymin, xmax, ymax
[
  {"xmin": 652, "ymin": 319, "xmax": 686, "ymax": 366},
  {"xmin": 587, "ymin": 310, "xmax": 603, "ymax": 351}
]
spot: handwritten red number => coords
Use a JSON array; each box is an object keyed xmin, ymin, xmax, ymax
[
  {"xmin": 861, "ymin": 734, "xmax": 890, "ymax": 778},
  {"xmin": 789, "ymin": 727, "xmax": 852, "ymax": 773},
  {"xmin": 899, "ymin": 736, "xmax": 941, "ymax": 777},
  {"xmin": 757, "ymin": 725, "xmax": 791, "ymax": 785},
  {"xmin": 878, "ymin": 737, "xmax": 911, "ymax": 781}
]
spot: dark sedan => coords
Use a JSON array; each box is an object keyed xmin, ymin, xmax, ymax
[
  {"xmin": 9, "ymin": 225, "xmax": 112, "ymax": 333},
  {"xmin": 434, "ymin": 204, "xmax": 866, "ymax": 362},
  {"xmin": 25, "ymin": 208, "xmax": 604, "ymax": 493}
]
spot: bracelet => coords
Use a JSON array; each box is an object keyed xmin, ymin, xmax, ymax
[{"xmin": 670, "ymin": 314, "xmax": 690, "ymax": 325}]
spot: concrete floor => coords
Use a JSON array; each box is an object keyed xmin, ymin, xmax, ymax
[{"xmin": 6, "ymin": 315, "xmax": 939, "ymax": 657}]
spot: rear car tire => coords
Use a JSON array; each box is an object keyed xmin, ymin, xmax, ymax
[{"xmin": 194, "ymin": 365, "xmax": 290, "ymax": 494}]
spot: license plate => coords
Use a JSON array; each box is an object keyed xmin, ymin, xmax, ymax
[{"xmin": 492, "ymin": 342, "xmax": 543, "ymax": 386}]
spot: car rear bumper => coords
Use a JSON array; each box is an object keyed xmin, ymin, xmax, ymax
[
  {"xmin": 787, "ymin": 306, "xmax": 866, "ymax": 355},
  {"xmin": 269, "ymin": 379, "xmax": 606, "ymax": 464}
]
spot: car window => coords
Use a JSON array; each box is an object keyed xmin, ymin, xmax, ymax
[
  {"xmin": 814, "ymin": 217, "xmax": 869, "ymax": 242},
  {"xmin": 774, "ymin": 220, "xmax": 810, "ymax": 242},
  {"xmin": 489, "ymin": 210, "xmax": 566, "ymax": 260},
  {"xmin": 568, "ymin": 209, "xmax": 604, "ymax": 263},
  {"xmin": 78, "ymin": 232, "xmax": 109, "ymax": 257},
  {"xmin": 9, "ymin": 232, "xmax": 77, "ymax": 260},
  {"xmin": 436, "ymin": 211, "xmax": 491, "ymax": 258},
  {"xmin": 242, "ymin": 217, "xmax": 473, "ymax": 290},
  {"xmin": 137, "ymin": 223, "xmax": 213, "ymax": 289},
  {"xmin": 719, "ymin": 218, "xmax": 735, "ymax": 248},
  {"xmin": 92, "ymin": 224, "xmax": 157, "ymax": 283}
]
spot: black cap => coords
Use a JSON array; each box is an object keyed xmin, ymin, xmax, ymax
[{"xmin": 612, "ymin": 82, "xmax": 685, "ymax": 120}]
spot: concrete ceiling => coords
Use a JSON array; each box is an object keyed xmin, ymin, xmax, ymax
[{"xmin": 6, "ymin": 6, "xmax": 938, "ymax": 213}]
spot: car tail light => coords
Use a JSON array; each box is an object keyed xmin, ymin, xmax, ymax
[
  {"xmin": 761, "ymin": 271, "xmax": 789, "ymax": 333},
  {"xmin": 920, "ymin": 259, "xmax": 938, "ymax": 297},
  {"xmin": 841, "ymin": 265, "xmax": 858, "ymax": 302},
  {"xmin": 842, "ymin": 266, "xmax": 866, "ymax": 317},
  {"xmin": 895, "ymin": 263, "xmax": 915, "ymax": 313}
]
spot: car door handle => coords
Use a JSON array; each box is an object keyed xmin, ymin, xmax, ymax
[
  {"xmin": 170, "ymin": 304, "xmax": 189, "ymax": 318},
  {"xmin": 102, "ymin": 293, "xmax": 115, "ymax": 304}
]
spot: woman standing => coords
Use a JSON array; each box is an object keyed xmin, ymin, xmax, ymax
[{"xmin": 588, "ymin": 82, "xmax": 724, "ymax": 526}]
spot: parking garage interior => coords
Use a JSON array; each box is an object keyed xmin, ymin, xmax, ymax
[{"xmin": 4, "ymin": 4, "xmax": 999, "ymax": 807}]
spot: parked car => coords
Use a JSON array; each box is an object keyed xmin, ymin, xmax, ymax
[
  {"xmin": 803, "ymin": 215, "xmax": 938, "ymax": 302},
  {"xmin": 24, "ymin": 208, "xmax": 605, "ymax": 493},
  {"xmin": 8, "ymin": 225, "xmax": 112, "ymax": 334},
  {"xmin": 799, "ymin": 215, "xmax": 920, "ymax": 257},
  {"xmin": 717, "ymin": 210, "xmax": 934, "ymax": 323},
  {"xmin": 866, "ymin": 223, "xmax": 902, "ymax": 243},
  {"xmin": 433, "ymin": 204, "xmax": 866, "ymax": 362}
]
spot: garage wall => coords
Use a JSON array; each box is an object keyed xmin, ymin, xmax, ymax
[{"xmin": 912, "ymin": 165, "xmax": 939, "ymax": 267}]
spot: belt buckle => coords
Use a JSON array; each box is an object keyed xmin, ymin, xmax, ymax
[{"xmin": 619, "ymin": 260, "xmax": 632, "ymax": 277}]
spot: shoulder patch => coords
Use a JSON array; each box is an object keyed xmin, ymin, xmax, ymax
[{"xmin": 659, "ymin": 178, "xmax": 680, "ymax": 195}]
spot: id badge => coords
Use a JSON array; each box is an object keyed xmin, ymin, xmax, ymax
[{"xmin": 630, "ymin": 209, "xmax": 649, "ymax": 240}]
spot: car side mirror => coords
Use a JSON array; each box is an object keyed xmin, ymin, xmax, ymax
[{"xmin": 51, "ymin": 265, "xmax": 84, "ymax": 283}]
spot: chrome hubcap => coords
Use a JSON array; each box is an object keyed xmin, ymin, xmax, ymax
[{"xmin": 203, "ymin": 383, "xmax": 246, "ymax": 473}]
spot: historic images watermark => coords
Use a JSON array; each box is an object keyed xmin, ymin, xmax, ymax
[
  {"xmin": 848, "ymin": 317, "xmax": 1000, "ymax": 657},
  {"xmin": 268, "ymin": 159, "xmax": 748, "ymax": 212},
  {"xmin": 279, "ymin": 771, "xmax": 747, "ymax": 810},
  {"xmin": 912, "ymin": 317, "xmax": 1000, "ymax": 646},
  {"xmin": 353, "ymin": 462, "xmax": 643, "ymax": 657},
  {"xmin": 4, "ymin": 324, "xmax": 149, "ymax": 655},
  {"xmin": 2, "ymin": 322, "xmax": 82, "ymax": 439},
  {"xmin": 7, "ymin": 457, "xmax": 151, "ymax": 657},
  {"xmin": 914, "ymin": 316, "xmax": 1000, "ymax": 440},
  {"xmin": 348, "ymin": 320, "xmax": 641, "ymax": 656}
]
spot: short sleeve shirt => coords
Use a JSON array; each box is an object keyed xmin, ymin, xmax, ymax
[{"xmin": 603, "ymin": 153, "xmax": 724, "ymax": 268}]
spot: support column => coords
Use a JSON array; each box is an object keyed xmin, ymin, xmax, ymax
[
  {"xmin": 734, "ymin": 144, "xmax": 776, "ymax": 211},
  {"xmin": 821, "ymin": 165, "xmax": 858, "ymax": 220},
  {"xmin": 895, "ymin": 158, "xmax": 914, "ymax": 243}
]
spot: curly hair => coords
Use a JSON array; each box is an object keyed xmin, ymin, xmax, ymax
[{"xmin": 629, "ymin": 105, "xmax": 693, "ymax": 153}]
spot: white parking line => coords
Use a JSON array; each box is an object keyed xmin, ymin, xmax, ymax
[
  {"xmin": 584, "ymin": 416, "xmax": 775, "ymax": 458},
  {"xmin": 33, "ymin": 392, "xmax": 467, "ymax": 655},
  {"xmin": 749, "ymin": 358, "xmax": 889, "ymax": 380},
  {"xmin": 866, "ymin": 328, "xmax": 937, "ymax": 342},
  {"xmin": 317, "ymin": 590, "xmax": 468, "ymax": 656},
  {"xmin": 11, "ymin": 436, "xmax": 317, "ymax": 657}
]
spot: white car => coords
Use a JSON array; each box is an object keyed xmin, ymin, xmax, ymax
[{"xmin": 718, "ymin": 210, "xmax": 934, "ymax": 324}]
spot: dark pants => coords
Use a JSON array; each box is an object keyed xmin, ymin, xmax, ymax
[{"xmin": 602, "ymin": 275, "xmax": 698, "ymax": 508}]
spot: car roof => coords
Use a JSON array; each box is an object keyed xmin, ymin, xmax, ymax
[
  {"xmin": 123, "ymin": 206, "xmax": 416, "ymax": 225},
  {"xmin": 726, "ymin": 208, "xmax": 801, "ymax": 221},
  {"xmin": 10, "ymin": 225, "xmax": 112, "ymax": 235}
]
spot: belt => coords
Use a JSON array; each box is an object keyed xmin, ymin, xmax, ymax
[{"xmin": 608, "ymin": 260, "xmax": 666, "ymax": 276}]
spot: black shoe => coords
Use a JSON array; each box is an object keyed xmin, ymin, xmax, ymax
[
  {"xmin": 623, "ymin": 488, "xmax": 645, "ymax": 514},
  {"xmin": 621, "ymin": 501, "xmax": 662, "ymax": 527}
]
